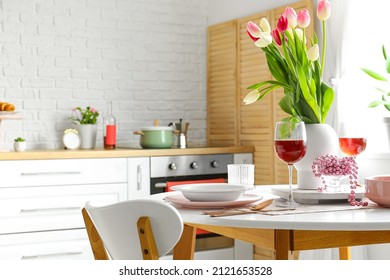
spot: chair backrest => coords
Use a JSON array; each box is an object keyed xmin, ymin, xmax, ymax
[{"xmin": 82, "ymin": 199, "xmax": 183, "ymax": 260}]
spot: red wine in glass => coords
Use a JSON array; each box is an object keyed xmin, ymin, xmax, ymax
[
  {"xmin": 275, "ymin": 140, "xmax": 307, "ymax": 164},
  {"xmin": 274, "ymin": 121, "xmax": 307, "ymax": 209},
  {"xmin": 339, "ymin": 122, "xmax": 367, "ymax": 157},
  {"xmin": 339, "ymin": 138, "xmax": 367, "ymax": 156}
]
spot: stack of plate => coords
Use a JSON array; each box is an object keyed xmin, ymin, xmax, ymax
[{"xmin": 166, "ymin": 183, "xmax": 263, "ymax": 209}]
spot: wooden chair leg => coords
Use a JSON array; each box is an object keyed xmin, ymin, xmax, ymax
[
  {"xmin": 137, "ymin": 216, "xmax": 159, "ymax": 260},
  {"xmin": 339, "ymin": 247, "xmax": 351, "ymax": 260},
  {"xmin": 82, "ymin": 208, "xmax": 109, "ymax": 260}
]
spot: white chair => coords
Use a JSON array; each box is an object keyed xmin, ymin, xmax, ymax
[{"xmin": 82, "ymin": 199, "xmax": 183, "ymax": 260}]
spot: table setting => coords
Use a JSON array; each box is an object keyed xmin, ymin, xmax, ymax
[
  {"xmin": 161, "ymin": 156, "xmax": 384, "ymax": 218},
  {"xmin": 159, "ymin": 116, "xmax": 390, "ymax": 216}
]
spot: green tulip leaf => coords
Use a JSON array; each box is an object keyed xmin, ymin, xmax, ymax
[
  {"xmin": 265, "ymin": 53, "xmax": 289, "ymax": 84},
  {"xmin": 297, "ymin": 65, "xmax": 321, "ymax": 122},
  {"xmin": 247, "ymin": 80, "xmax": 282, "ymax": 90},
  {"xmin": 279, "ymin": 95, "xmax": 294, "ymax": 115},
  {"xmin": 322, "ymin": 85, "xmax": 334, "ymax": 122}
]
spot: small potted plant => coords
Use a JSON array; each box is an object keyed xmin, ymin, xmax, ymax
[
  {"xmin": 69, "ymin": 106, "xmax": 100, "ymax": 149},
  {"xmin": 14, "ymin": 137, "xmax": 26, "ymax": 152}
]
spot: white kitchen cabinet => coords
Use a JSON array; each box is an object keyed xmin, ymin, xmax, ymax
[
  {"xmin": 0, "ymin": 158, "xmax": 127, "ymax": 187},
  {"xmin": 127, "ymin": 157, "xmax": 150, "ymax": 199},
  {"xmin": 0, "ymin": 229, "xmax": 93, "ymax": 260},
  {"xmin": 0, "ymin": 183, "xmax": 127, "ymax": 234},
  {"xmin": 0, "ymin": 151, "xmax": 254, "ymax": 260},
  {"xmin": 0, "ymin": 158, "xmax": 127, "ymax": 260}
]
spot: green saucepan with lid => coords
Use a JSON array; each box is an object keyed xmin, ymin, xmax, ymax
[{"xmin": 133, "ymin": 126, "xmax": 173, "ymax": 149}]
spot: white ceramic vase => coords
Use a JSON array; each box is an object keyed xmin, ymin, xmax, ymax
[
  {"xmin": 77, "ymin": 124, "xmax": 98, "ymax": 149},
  {"xmin": 294, "ymin": 124, "xmax": 339, "ymax": 190},
  {"xmin": 14, "ymin": 141, "xmax": 26, "ymax": 152}
]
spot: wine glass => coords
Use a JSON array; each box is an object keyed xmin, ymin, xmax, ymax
[
  {"xmin": 274, "ymin": 121, "xmax": 307, "ymax": 208},
  {"xmin": 338, "ymin": 122, "xmax": 367, "ymax": 157}
]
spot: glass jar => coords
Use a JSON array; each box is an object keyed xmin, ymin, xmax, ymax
[{"xmin": 323, "ymin": 175, "xmax": 347, "ymax": 193}]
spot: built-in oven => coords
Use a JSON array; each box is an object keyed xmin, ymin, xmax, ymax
[{"xmin": 150, "ymin": 154, "xmax": 236, "ymax": 259}]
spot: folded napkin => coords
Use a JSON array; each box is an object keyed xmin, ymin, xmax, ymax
[
  {"xmin": 203, "ymin": 199, "xmax": 293, "ymax": 217},
  {"xmin": 258, "ymin": 201, "xmax": 378, "ymax": 216},
  {"xmin": 203, "ymin": 199, "xmax": 378, "ymax": 217}
]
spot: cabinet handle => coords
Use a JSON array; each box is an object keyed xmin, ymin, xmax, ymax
[
  {"xmin": 21, "ymin": 251, "xmax": 83, "ymax": 259},
  {"xmin": 20, "ymin": 207, "xmax": 81, "ymax": 213},
  {"xmin": 20, "ymin": 171, "xmax": 82, "ymax": 176},
  {"xmin": 154, "ymin": 182, "xmax": 167, "ymax": 188},
  {"xmin": 137, "ymin": 165, "xmax": 142, "ymax": 191}
]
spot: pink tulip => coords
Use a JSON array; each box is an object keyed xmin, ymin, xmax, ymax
[
  {"xmin": 283, "ymin": 7, "xmax": 297, "ymax": 29},
  {"xmin": 271, "ymin": 29, "xmax": 282, "ymax": 46},
  {"xmin": 90, "ymin": 108, "xmax": 96, "ymax": 113},
  {"xmin": 317, "ymin": 0, "xmax": 331, "ymax": 21},
  {"xmin": 246, "ymin": 21, "xmax": 261, "ymax": 42},
  {"xmin": 297, "ymin": 9, "xmax": 310, "ymax": 28},
  {"xmin": 277, "ymin": 14, "xmax": 288, "ymax": 32}
]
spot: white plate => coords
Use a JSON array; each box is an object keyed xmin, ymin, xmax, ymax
[
  {"xmin": 271, "ymin": 185, "xmax": 365, "ymax": 204},
  {"xmin": 0, "ymin": 111, "xmax": 19, "ymax": 115},
  {"xmin": 164, "ymin": 193, "xmax": 263, "ymax": 209},
  {"xmin": 170, "ymin": 183, "xmax": 247, "ymax": 201}
]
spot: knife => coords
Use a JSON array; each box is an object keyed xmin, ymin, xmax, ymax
[{"xmin": 203, "ymin": 199, "xmax": 276, "ymax": 217}]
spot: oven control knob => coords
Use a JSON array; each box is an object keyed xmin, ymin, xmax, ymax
[
  {"xmin": 210, "ymin": 160, "xmax": 219, "ymax": 168},
  {"xmin": 168, "ymin": 162, "xmax": 177, "ymax": 170},
  {"xmin": 190, "ymin": 161, "xmax": 198, "ymax": 169}
]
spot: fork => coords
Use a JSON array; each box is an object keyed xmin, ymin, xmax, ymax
[{"xmin": 203, "ymin": 199, "xmax": 274, "ymax": 217}]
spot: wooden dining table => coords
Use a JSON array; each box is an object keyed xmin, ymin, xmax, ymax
[{"xmin": 151, "ymin": 185, "xmax": 390, "ymax": 260}]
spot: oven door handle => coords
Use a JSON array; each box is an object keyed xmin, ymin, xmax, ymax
[{"xmin": 154, "ymin": 182, "xmax": 167, "ymax": 188}]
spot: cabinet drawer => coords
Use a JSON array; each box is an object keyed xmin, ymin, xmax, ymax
[
  {"xmin": 0, "ymin": 158, "xmax": 127, "ymax": 187},
  {"xmin": 0, "ymin": 229, "xmax": 93, "ymax": 260},
  {"xmin": 0, "ymin": 183, "xmax": 127, "ymax": 234}
]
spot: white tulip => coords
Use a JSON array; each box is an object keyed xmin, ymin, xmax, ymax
[
  {"xmin": 308, "ymin": 44, "xmax": 319, "ymax": 61},
  {"xmin": 243, "ymin": 90, "xmax": 260, "ymax": 105},
  {"xmin": 295, "ymin": 28, "xmax": 306, "ymax": 44},
  {"xmin": 259, "ymin": 18, "xmax": 271, "ymax": 34},
  {"xmin": 255, "ymin": 32, "xmax": 273, "ymax": 48}
]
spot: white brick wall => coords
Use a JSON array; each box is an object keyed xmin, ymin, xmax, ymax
[{"xmin": 0, "ymin": 0, "xmax": 208, "ymax": 150}]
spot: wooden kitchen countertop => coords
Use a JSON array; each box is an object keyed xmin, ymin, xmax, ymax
[{"xmin": 0, "ymin": 146, "xmax": 254, "ymax": 160}]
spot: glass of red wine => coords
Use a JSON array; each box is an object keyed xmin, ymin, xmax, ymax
[
  {"xmin": 339, "ymin": 122, "xmax": 367, "ymax": 157},
  {"xmin": 274, "ymin": 121, "xmax": 307, "ymax": 208}
]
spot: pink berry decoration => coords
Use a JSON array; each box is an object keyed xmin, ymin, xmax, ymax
[{"xmin": 312, "ymin": 154, "xmax": 368, "ymax": 206}]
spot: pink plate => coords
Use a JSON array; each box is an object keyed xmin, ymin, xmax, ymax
[{"xmin": 164, "ymin": 193, "xmax": 263, "ymax": 209}]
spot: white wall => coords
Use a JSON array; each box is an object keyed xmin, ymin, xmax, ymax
[
  {"xmin": 0, "ymin": 0, "xmax": 208, "ymax": 150},
  {"xmin": 0, "ymin": 0, "xmax": 311, "ymax": 150},
  {"xmin": 207, "ymin": 0, "xmax": 299, "ymax": 25}
]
